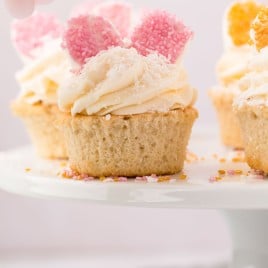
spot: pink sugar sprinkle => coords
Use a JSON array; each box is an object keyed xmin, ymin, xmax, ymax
[
  {"xmin": 252, "ymin": 170, "xmax": 265, "ymax": 176},
  {"xmin": 80, "ymin": 173, "xmax": 90, "ymax": 179},
  {"xmin": 135, "ymin": 176, "xmax": 147, "ymax": 182},
  {"xmin": 209, "ymin": 176, "xmax": 217, "ymax": 183},
  {"xmin": 227, "ymin": 170, "xmax": 236, "ymax": 176},
  {"xmin": 118, "ymin": 177, "xmax": 128, "ymax": 182},
  {"xmin": 12, "ymin": 13, "xmax": 62, "ymax": 57},
  {"xmin": 131, "ymin": 10, "xmax": 193, "ymax": 63},
  {"xmin": 63, "ymin": 15, "xmax": 123, "ymax": 65},
  {"xmin": 84, "ymin": 177, "xmax": 95, "ymax": 181},
  {"xmin": 94, "ymin": 2, "xmax": 132, "ymax": 37}
]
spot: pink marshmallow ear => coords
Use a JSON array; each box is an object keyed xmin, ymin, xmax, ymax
[
  {"xmin": 12, "ymin": 13, "xmax": 62, "ymax": 58},
  {"xmin": 94, "ymin": 2, "xmax": 132, "ymax": 38},
  {"xmin": 63, "ymin": 15, "xmax": 123, "ymax": 65},
  {"xmin": 131, "ymin": 10, "xmax": 193, "ymax": 63}
]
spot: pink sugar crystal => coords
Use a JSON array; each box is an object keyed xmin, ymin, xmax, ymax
[
  {"xmin": 227, "ymin": 170, "xmax": 236, "ymax": 176},
  {"xmin": 209, "ymin": 176, "xmax": 217, "ymax": 183},
  {"xmin": 12, "ymin": 13, "xmax": 62, "ymax": 57},
  {"xmin": 131, "ymin": 10, "xmax": 193, "ymax": 63},
  {"xmin": 118, "ymin": 177, "xmax": 128, "ymax": 182},
  {"xmin": 63, "ymin": 15, "xmax": 123, "ymax": 65},
  {"xmin": 94, "ymin": 2, "xmax": 132, "ymax": 37}
]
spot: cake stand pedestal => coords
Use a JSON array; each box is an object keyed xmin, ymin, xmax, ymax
[
  {"xmin": 1, "ymin": 129, "xmax": 268, "ymax": 268},
  {"xmin": 224, "ymin": 211, "xmax": 268, "ymax": 268}
]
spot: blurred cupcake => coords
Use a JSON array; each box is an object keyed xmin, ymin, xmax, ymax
[
  {"xmin": 57, "ymin": 8, "xmax": 197, "ymax": 177},
  {"xmin": 11, "ymin": 13, "xmax": 71, "ymax": 159},
  {"xmin": 234, "ymin": 7, "xmax": 268, "ymax": 172},
  {"xmin": 210, "ymin": 0, "xmax": 262, "ymax": 148}
]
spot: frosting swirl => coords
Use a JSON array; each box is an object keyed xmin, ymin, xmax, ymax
[
  {"xmin": 234, "ymin": 47, "xmax": 268, "ymax": 107},
  {"xmin": 58, "ymin": 47, "xmax": 196, "ymax": 116},
  {"xmin": 217, "ymin": 45, "xmax": 255, "ymax": 86},
  {"xmin": 16, "ymin": 39, "xmax": 71, "ymax": 105},
  {"xmin": 215, "ymin": 0, "xmax": 261, "ymax": 88}
]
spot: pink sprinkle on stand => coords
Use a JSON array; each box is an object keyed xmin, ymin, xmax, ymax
[
  {"xmin": 94, "ymin": 2, "xmax": 132, "ymax": 37},
  {"xmin": 118, "ymin": 177, "xmax": 128, "ymax": 182},
  {"xmin": 209, "ymin": 176, "xmax": 217, "ymax": 183},
  {"xmin": 131, "ymin": 10, "xmax": 193, "ymax": 63},
  {"xmin": 63, "ymin": 15, "xmax": 123, "ymax": 65},
  {"xmin": 227, "ymin": 170, "xmax": 236, "ymax": 176},
  {"xmin": 12, "ymin": 13, "xmax": 62, "ymax": 58}
]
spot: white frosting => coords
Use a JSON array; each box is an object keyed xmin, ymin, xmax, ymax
[
  {"xmin": 217, "ymin": 45, "xmax": 255, "ymax": 86},
  {"xmin": 58, "ymin": 47, "xmax": 196, "ymax": 116},
  {"xmin": 216, "ymin": 0, "xmax": 258, "ymax": 87},
  {"xmin": 234, "ymin": 47, "xmax": 268, "ymax": 107},
  {"xmin": 16, "ymin": 39, "xmax": 71, "ymax": 105}
]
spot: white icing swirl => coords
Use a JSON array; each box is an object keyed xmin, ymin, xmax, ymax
[
  {"xmin": 217, "ymin": 45, "xmax": 255, "ymax": 86},
  {"xmin": 58, "ymin": 47, "xmax": 196, "ymax": 116},
  {"xmin": 16, "ymin": 39, "xmax": 71, "ymax": 105},
  {"xmin": 234, "ymin": 47, "xmax": 268, "ymax": 107}
]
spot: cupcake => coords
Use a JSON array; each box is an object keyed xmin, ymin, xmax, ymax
[
  {"xmin": 11, "ymin": 13, "xmax": 71, "ymax": 159},
  {"xmin": 234, "ymin": 7, "xmax": 268, "ymax": 173},
  {"xmin": 210, "ymin": 0, "xmax": 262, "ymax": 148},
  {"xmin": 57, "ymin": 7, "xmax": 197, "ymax": 177}
]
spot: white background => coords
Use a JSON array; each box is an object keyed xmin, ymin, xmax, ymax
[{"xmin": 0, "ymin": 0, "xmax": 235, "ymax": 265}]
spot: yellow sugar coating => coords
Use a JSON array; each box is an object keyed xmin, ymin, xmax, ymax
[
  {"xmin": 251, "ymin": 7, "xmax": 268, "ymax": 50},
  {"xmin": 228, "ymin": 0, "xmax": 262, "ymax": 46}
]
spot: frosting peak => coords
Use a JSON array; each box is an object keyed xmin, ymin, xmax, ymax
[
  {"xmin": 16, "ymin": 39, "xmax": 71, "ymax": 105},
  {"xmin": 234, "ymin": 47, "xmax": 268, "ymax": 107},
  {"xmin": 58, "ymin": 47, "xmax": 196, "ymax": 116}
]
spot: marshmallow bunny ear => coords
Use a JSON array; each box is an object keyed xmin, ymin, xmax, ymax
[
  {"xmin": 12, "ymin": 12, "xmax": 62, "ymax": 57},
  {"xmin": 131, "ymin": 10, "xmax": 193, "ymax": 63},
  {"xmin": 63, "ymin": 15, "xmax": 123, "ymax": 65},
  {"xmin": 251, "ymin": 7, "xmax": 268, "ymax": 51},
  {"xmin": 93, "ymin": 2, "xmax": 132, "ymax": 38}
]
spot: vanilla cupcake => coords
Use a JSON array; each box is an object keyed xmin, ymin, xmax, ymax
[
  {"xmin": 57, "ymin": 8, "xmax": 197, "ymax": 177},
  {"xmin": 11, "ymin": 13, "xmax": 71, "ymax": 159},
  {"xmin": 234, "ymin": 8, "xmax": 268, "ymax": 172},
  {"xmin": 210, "ymin": 0, "xmax": 262, "ymax": 148}
]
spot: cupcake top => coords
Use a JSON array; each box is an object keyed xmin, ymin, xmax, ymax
[
  {"xmin": 58, "ymin": 5, "xmax": 196, "ymax": 116},
  {"xmin": 12, "ymin": 13, "xmax": 72, "ymax": 105},
  {"xmin": 234, "ymin": 7, "xmax": 268, "ymax": 107},
  {"xmin": 216, "ymin": 0, "xmax": 262, "ymax": 87}
]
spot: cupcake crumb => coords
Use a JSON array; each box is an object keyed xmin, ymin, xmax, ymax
[
  {"xmin": 105, "ymin": 114, "xmax": 111, "ymax": 121},
  {"xmin": 25, "ymin": 167, "xmax": 31, "ymax": 172}
]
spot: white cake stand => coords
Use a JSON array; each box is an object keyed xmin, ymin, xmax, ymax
[{"xmin": 0, "ymin": 129, "xmax": 268, "ymax": 268}]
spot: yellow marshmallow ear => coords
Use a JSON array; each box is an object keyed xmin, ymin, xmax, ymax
[
  {"xmin": 228, "ymin": 0, "xmax": 262, "ymax": 46},
  {"xmin": 251, "ymin": 7, "xmax": 268, "ymax": 51}
]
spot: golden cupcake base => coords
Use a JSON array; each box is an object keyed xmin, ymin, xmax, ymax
[
  {"xmin": 210, "ymin": 89, "xmax": 244, "ymax": 148},
  {"xmin": 11, "ymin": 101, "xmax": 68, "ymax": 159},
  {"xmin": 58, "ymin": 108, "xmax": 198, "ymax": 177},
  {"xmin": 235, "ymin": 104, "xmax": 268, "ymax": 173}
]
